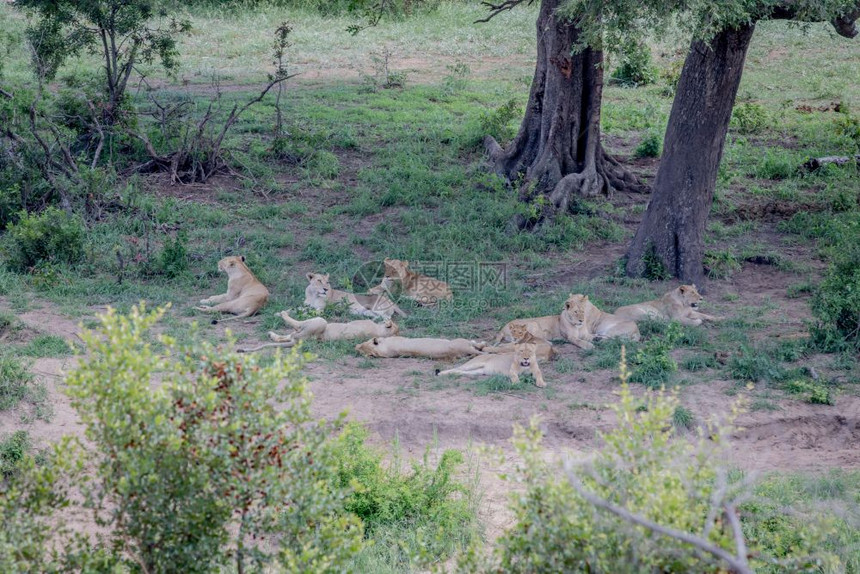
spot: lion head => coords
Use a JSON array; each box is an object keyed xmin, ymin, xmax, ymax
[
  {"xmin": 217, "ymin": 255, "xmax": 250, "ymax": 278},
  {"xmin": 509, "ymin": 323, "xmax": 538, "ymax": 343},
  {"xmin": 382, "ymin": 319, "xmax": 400, "ymax": 336},
  {"xmin": 514, "ymin": 342, "xmax": 537, "ymax": 369},
  {"xmin": 383, "ymin": 258, "xmax": 410, "ymax": 282},
  {"xmin": 674, "ymin": 284, "xmax": 703, "ymax": 309},
  {"xmin": 561, "ymin": 294, "xmax": 589, "ymax": 327},
  {"xmin": 304, "ymin": 272, "xmax": 331, "ymax": 310},
  {"xmin": 355, "ymin": 336, "xmax": 384, "ymax": 357}
]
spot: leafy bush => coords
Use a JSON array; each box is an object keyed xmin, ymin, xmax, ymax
[
  {"xmin": 332, "ymin": 423, "xmax": 478, "ymax": 570},
  {"xmin": 754, "ymin": 149, "xmax": 796, "ymax": 180},
  {"xmin": 3, "ymin": 207, "xmax": 85, "ymax": 272},
  {"xmin": 65, "ymin": 304, "xmax": 363, "ymax": 573},
  {"xmin": 0, "ymin": 431, "xmax": 32, "ymax": 479},
  {"xmin": 784, "ymin": 378, "xmax": 834, "ymax": 405},
  {"xmin": 731, "ymin": 102, "xmax": 769, "ymax": 134},
  {"xmin": 634, "ymin": 131, "xmax": 662, "ymax": 158},
  {"xmin": 611, "ymin": 40, "xmax": 657, "ymax": 87},
  {"xmin": 671, "ymin": 405, "xmax": 695, "ymax": 430},
  {"xmin": 629, "ymin": 322, "xmax": 681, "ymax": 387},
  {"xmin": 475, "ymin": 98, "xmax": 521, "ymax": 148},
  {"xmin": 0, "ymin": 181, "xmax": 21, "ymax": 231},
  {"xmin": 729, "ymin": 345, "xmax": 786, "ymax": 382},
  {"xmin": 704, "ymin": 249, "xmax": 741, "ymax": 279},
  {"xmin": 659, "ymin": 57, "xmax": 684, "ymax": 96},
  {"xmin": 811, "ymin": 230, "xmax": 860, "ymax": 351},
  {"xmin": 156, "ymin": 231, "xmax": 189, "ymax": 278}
]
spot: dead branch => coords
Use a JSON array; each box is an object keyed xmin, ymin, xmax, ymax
[
  {"xmin": 802, "ymin": 155, "xmax": 860, "ymax": 171},
  {"xmin": 564, "ymin": 466, "xmax": 754, "ymax": 574},
  {"xmin": 0, "ymin": 86, "xmax": 13, "ymax": 99},
  {"xmin": 474, "ymin": 0, "xmax": 535, "ymax": 23}
]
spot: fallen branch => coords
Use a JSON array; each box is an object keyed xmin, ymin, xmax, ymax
[{"xmin": 802, "ymin": 155, "xmax": 860, "ymax": 171}]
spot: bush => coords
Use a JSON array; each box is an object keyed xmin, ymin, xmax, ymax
[
  {"xmin": 156, "ymin": 231, "xmax": 189, "ymax": 278},
  {"xmin": 0, "ymin": 431, "xmax": 32, "ymax": 479},
  {"xmin": 332, "ymin": 423, "xmax": 478, "ymax": 570},
  {"xmin": 634, "ymin": 131, "xmax": 662, "ymax": 158},
  {"xmin": 65, "ymin": 304, "xmax": 363, "ymax": 573},
  {"xmin": 629, "ymin": 322, "xmax": 681, "ymax": 387},
  {"xmin": 731, "ymin": 102, "xmax": 769, "ymax": 134},
  {"xmin": 611, "ymin": 41, "xmax": 657, "ymax": 87},
  {"xmin": 3, "ymin": 207, "xmax": 85, "ymax": 272},
  {"xmin": 811, "ymin": 230, "xmax": 860, "ymax": 351},
  {"xmin": 704, "ymin": 249, "xmax": 741, "ymax": 279},
  {"xmin": 475, "ymin": 98, "xmax": 521, "ymax": 148},
  {"xmin": 0, "ymin": 356, "xmax": 33, "ymax": 412}
]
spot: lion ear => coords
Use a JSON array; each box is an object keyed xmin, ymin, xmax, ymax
[
  {"xmin": 324, "ymin": 273, "xmax": 330, "ymax": 281},
  {"xmin": 373, "ymin": 337, "xmax": 380, "ymax": 345},
  {"xmin": 680, "ymin": 285, "xmax": 688, "ymax": 292},
  {"xmin": 584, "ymin": 295, "xmax": 589, "ymax": 301},
  {"xmin": 240, "ymin": 255, "xmax": 246, "ymax": 262},
  {"xmin": 691, "ymin": 283, "xmax": 697, "ymax": 290},
  {"xmin": 306, "ymin": 272, "xmax": 314, "ymax": 281}
]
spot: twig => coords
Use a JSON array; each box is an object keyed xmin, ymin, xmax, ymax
[
  {"xmin": 474, "ymin": 0, "xmax": 534, "ymax": 24},
  {"xmin": 564, "ymin": 468, "xmax": 754, "ymax": 574},
  {"xmin": 0, "ymin": 86, "xmax": 13, "ymax": 99}
]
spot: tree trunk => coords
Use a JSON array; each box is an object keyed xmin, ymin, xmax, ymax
[
  {"xmin": 625, "ymin": 24, "xmax": 756, "ymax": 285},
  {"xmin": 484, "ymin": 0, "xmax": 646, "ymax": 229}
]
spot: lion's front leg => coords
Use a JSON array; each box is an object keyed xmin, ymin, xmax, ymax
[{"xmin": 200, "ymin": 292, "xmax": 232, "ymax": 306}]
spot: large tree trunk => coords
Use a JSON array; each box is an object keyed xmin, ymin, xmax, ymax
[
  {"xmin": 484, "ymin": 0, "xmax": 646, "ymax": 228},
  {"xmin": 625, "ymin": 24, "xmax": 756, "ymax": 285}
]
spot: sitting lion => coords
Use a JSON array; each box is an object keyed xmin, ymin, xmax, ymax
[
  {"xmin": 371, "ymin": 258, "xmax": 453, "ymax": 306},
  {"xmin": 195, "ymin": 256, "xmax": 269, "ymax": 321},
  {"xmin": 437, "ymin": 342, "xmax": 546, "ymax": 388},
  {"xmin": 482, "ymin": 323, "xmax": 555, "ymax": 362},
  {"xmin": 238, "ymin": 311, "xmax": 399, "ymax": 352},
  {"xmin": 304, "ymin": 272, "xmax": 406, "ymax": 319},
  {"xmin": 560, "ymin": 294, "xmax": 640, "ymax": 349},
  {"xmin": 355, "ymin": 336, "xmax": 484, "ymax": 360},
  {"xmin": 614, "ymin": 284, "xmax": 719, "ymax": 326}
]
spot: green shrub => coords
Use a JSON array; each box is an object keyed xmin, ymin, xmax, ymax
[
  {"xmin": 0, "ymin": 431, "xmax": 31, "ymax": 479},
  {"xmin": 474, "ymin": 98, "xmax": 521, "ymax": 148},
  {"xmin": 3, "ymin": 207, "xmax": 85, "ymax": 272},
  {"xmin": 65, "ymin": 304, "xmax": 363, "ymax": 573},
  {"xmin": 731, "ymin": 102, "xmax": 769, "ymax": 134},
  {"xmin": 704, "ymin": 249, "xmax": 741, "ymax": 279},
  {"xmin": 754, "ymin": 150, "xmax": 796, "ymax": 180},
  {"xmin": 634, "ymin": 131, "xmax": 662, "ymax": 158},
  {"xmin": 728, "ymin": 345, "xmax": 786, "ymax": 382},
  {"xmin": 811, "ymin": 230, "xmax": 860, "ymax": 351},
  {"xmin": 784, "ymin": 378, "xmax": 834, "ymax": 405},
  {"xmin": 20, "ymin": 335, "xmax": 72, "ymax": 358},
  {"xmin": 629, "ymin": 322, "xmax": 681, "ymax": 387},
  {"xmin": 156, "ymin": 231, "xmax": 189, "ymax": 278},
  {"xmin": 611, "ymin": 40, "xmax": 657, "ymax": 87},
  {"xmin": 308, "ymin": 150, "xmax": 341, "ymax": 180},
  {"xmin": 0, "ymin": 181, "xmax": 22, "ymax": 231},
  {"xmin": 659, "ymin": 57, "xmax": 684, "ymax": 96},
  {"xmin": 671, "ymin": 405, "xmax": 695, "ymax": 430},
  {"xmin": 331, "ymin": 423, "xmax": 478, "ymax": 570}
]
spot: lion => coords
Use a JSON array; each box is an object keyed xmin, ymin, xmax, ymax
[
  {"xmin": 304, "ymin": 272, "xmax": 407, "ymax": 319},
  {"xmin": 560, "ymin": 294, "xmax": 640, "ymax": 349},
  {"xmin": 613, "ymin": 284, "xmax": 719, "ymax": 326},
  {"xmin": 493, "ymin": 314, "xmax": 562, "ymax": 345},
  {"xmin": 195, "ymin": 256, "xmax": 269, "ymax": 322},
  {"xmin": 238, "ymin": 311, "xmax": 399, "ymax": 352},
  {"xmin": 371, "ymin": 258, "xmax": 452, "ymax": 306},
  {"xmin": 437, "ymin": 343, "xmax": 546, "ymax": 388},
  {"xmin": 355, "ymin": 336, "xmax": 485, "ymax": 360},
  {"xmin": 482, "ymin": 323, "xmax": 555, "ymax": 362}
]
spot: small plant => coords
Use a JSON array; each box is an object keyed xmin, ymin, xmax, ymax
[
  {"xmin": 0, "ymin": 430, "xmax": 32, "ymax": 479},
  {"xmin": 642, "ymin": 246, "xmax": 670, "ymax": 280},
  {"xmin": 681, "ymin": 353, "xmax": 717, "ymax": 372},
  {"xmin": 0, "ymin": 356, "xmax": 34, "ymax": 411},
  {"xmin": 629, "ymin": 322, "xmax": 681, "ymax": 387},
  {"xmin": 671, "ymin": 405, "xmax": 695, "ymax": 430},
  {"xmin": 611, "ymin": 40, "xmax": 657, "ymax": 87},
  {"xmin": 785, "ymin": 378, "xmax": 834, "ymax": 405},
  {"xmin": 754, "ymin": 150, "xmax": 796, "ymax": 180},
  {"xmin": 731, "ymin": 102, "xmax": 769, "ymax": 134},
  {"xmin": 156, "ymin": 231, "xmax": 189, "ymax": 278},
  {"xmin": 362, "ymin": 46, "xmax": 407, "ymax": 91},
  {"xmin": 634, "ymin": 130, "xmax": 662, "ymax": 158},
  {"xmin": 442, "ymin": 61, "xmax": 471, "ymax": 95},
  {"xmin": 3, "ymin": 207, "xmax": 85, "ymax": 272},
  {"xmin": 810, "ymin": 229, "xmax": 860, "ymax": 351},
  {"xmin": 835, "ymin": 107, "xmax": 860, "ymax": 151},
  {"xmin": 659, "ymin": 57, "xmax": 684, "ymax": 96},
  {"xmin": 478, "ymin": 98, "xmax": 522, "ymax": 147},
  {"xmin": 704, "ymin": 249, "xmax": 742, "ymax": 279}
]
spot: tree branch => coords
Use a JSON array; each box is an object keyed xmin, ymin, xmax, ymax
[
  {"xmin": 770, "ymin": 1, "xmax": 860, "ymax": 38},
  {"xmin": 474, "ymin": 0, "xmax": 535, "ymax": 24},
  {"xmin": 564, "ymin": 467, "xmax": 754, "ymax": 574},
  {"xmin": 0, "ymin": 86, "xmax": 13, "ymax": 99}
]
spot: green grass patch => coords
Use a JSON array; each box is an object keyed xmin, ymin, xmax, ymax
[{"xmin": 19, "ymin": 335, "xmax": 73, "ymax": 358}]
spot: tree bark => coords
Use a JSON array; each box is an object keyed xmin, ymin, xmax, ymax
[
  {"xmin": 625, "ymin": 24, "xmax": 756, "ymax": 285},
  {"xmin": 484, "ymin": 0, "xmax": 646, "ymax": 229}
]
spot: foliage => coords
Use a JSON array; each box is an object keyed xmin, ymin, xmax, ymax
[
  {"xmin": 731, "ymin": 102, "xmax": 770, "ymax": 134},
  {"xmin": 811, "ymin": 226, "xmax": 860, "ymax": 351},
  {"xmin": 156, "ymin": 231, "xmax": 189, "ymax": 278},
  {"xmin": 65, "ymin": 304, "xmax": 364, "ymax": 573},
  {"xmin": 704, "ymin": 249, "xmax": 741, "ymax": 279},
  {"xmin": 629, "ymin": 322, "xmax": 681, "ymax": 387},
  {"xmin": 3, "ymin": 207, "xmax": 85, "ymax": 272},
  {"xmin": 671, "ymin": 404, "xmax": 695, "ymax": 430},
  {"xmin": 0, "ymin": 355, "xmax": 34, "ymax": 412},
  {"xmin": 475, "ymin": 98, "xmax": 521, "ymax": 148},
  {"xmin": 474, "ymin": 360, "xmax": 745, "ymax": 573},
  {"xmin": 362, "ymin": 46, "xmax": 407, "ymax": 91},
  {"xmin": 331, "ymin": 423, "xmax": 478, "ymax": 570},
  {"xmin": 611, "ymin": 40, "xmax": 657, "ymax": 87},
  {"xmin": 0, "ymin": 431, "xmax": 32, "ymax": 479},
  {"xmin": 784, "ymin": 378, "xmax": 834, "ymax": 405},
  {"xmin": 634, "ymin": 130, "xmax": 662, "ymax": 158}
]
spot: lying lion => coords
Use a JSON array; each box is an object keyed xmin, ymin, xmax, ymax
[
  {"xmin": 355, "ymin": 336, "xmax": 485, "ymax": 360},
  {"xmin": 238, "ymin": 311, "xmax": 399, "ymax": 352},
  {"xmin": 371, "ymin": 258, "xmax": 453, "ymax": 306},
  {"xmin": 493, "ymin": 314, "xmax": 562, "ymax": 345},
  {"xmin": 614, "ymin": 284, "xmax": 719, "ymax": 326},
  {"xmin": 305, "ymin": 272, "xmax": 406, "ymax": 319},
  {"xmin": 560, "ymin": 294, "xmax": 640, "ymax": 350},
  {"xmin": 481, "ymin": 323, "xmax": 555, "ymax": 361},
  {"xmin": 437, "ymin": 342, "xmax": 546, "ymax": 388},
  {"xmin": 195, "ymin": 256, "xmax": 269, "ymax": 322}
]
